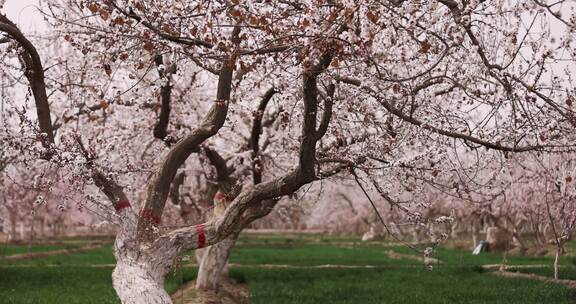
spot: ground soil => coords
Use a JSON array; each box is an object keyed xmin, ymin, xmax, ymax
[
  {"xmin": 171, "ymin": 279, "xmax": 250, "ymax": 304},
  {"xmin": 490, "ymin": 270, "xmax": 576, "ymax": 289},
  {"xmin": 386, "ymin": 250, "xmax": 441, "ymax": 264}
]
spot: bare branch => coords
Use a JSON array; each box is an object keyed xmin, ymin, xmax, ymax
[{"xmin": 339, "ymin": 77, "xmax": 547, "ymax": 152}]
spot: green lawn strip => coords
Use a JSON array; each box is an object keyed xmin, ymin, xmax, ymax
[
  {"xmin": 0, "ymin": 266, "xmax": 119, "ymax": 304},
  {"xmin": 46, "ymin": 235, "xmax": 114, "ymax": 243},
  {"xmin": 3, "ymin": 264, "xmax": 575, "ymax": 304},
  {"xmin": 2, "ymin": 242, "xmax": 418, "ymax": 268},
  {"xmin": 565, "ymin": 241, "xmax": 576, "ymax": 256},
  {"xmin": 0, "ymin": 243, "xmax": 84, "ymax": 257},
  {"xmin": 506, "ymin": 266, "xmax": 576, "ymax": 281},
  {"xmin": 232, "ymin": 241, "xmax": 573, "ymax": 268},
  {"xmin": 2, "ymin": 239, "xmax": 576, "ymax": 304},
  {"xmin": 165, "ymin": 267, "xmax": 198, "ymax": 295},
  {"xmin": 391, "ymin": 245, "xmax": 576, "ymax": 267},
  {"xmin": 231, "ymin": 266, "xmax": 576, "ymax": 304},
  {"xmin": 3, "ymin": 237, "xmax": 571, "ymax": 269},
  {"xmin": 0, "ymin": 245, "xmax": 116, "ymax": 266},
  {"xmin": 230, "ymin": 244, "xmax": 419, "ymax": 267},
  {"xmin": 239, "ymin": 233, "xmax": 364, "ymax": 243},
  {"xmin": 0, "ymin": 266, "xmax": 197, "ymax": 304}
]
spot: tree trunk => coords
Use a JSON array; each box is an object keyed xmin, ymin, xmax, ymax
[
  {"xmin": 9, "ymin": 215, "xmax": 17, "ymax": 241},
  {"xmin": 195, "ymin": 247, "xmax": 206, "ymax": 265},
  {"xmin": 112, "ymin": 234, "xmax": 174, "ymax": 304},
  {"xmin": 412, "ymin": 227, "xmax": 420, "ymax": 243},
  {"xmin": 511, "ymin": 227, "xmax": 526, "ymax": 253},
  {"xmin": 39, "ymin": 218, "xmax": 45, "ymax": 237},
  {"xmin": 195, "ymin": 235, "xmax": 238, "ymax": 291},
  {"xmin": 472, "ymin": 222, "xmax": 479, "ymax": 249},
  {"xmin": 113, "ymin": 261, "xmax": 172, "ymax": 304},
  {"xmin": 553, "ymin": 247, "xmax": 561, "ymax": 280}
]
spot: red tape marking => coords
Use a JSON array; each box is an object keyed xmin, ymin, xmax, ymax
[
  {"xmin": 195, "ymin": 224, "xmax": 206, "ymax": 248},
  {"xmin": 139, "ymin": 208, "xmax": 161, "ymax": 225},
  {"xmin": 214, "ymin": 191, "xmax": 233, "ymax": 202},
  {"xmin": 115, "ymin": 200, "xmax": 131, "ymax": 213}
]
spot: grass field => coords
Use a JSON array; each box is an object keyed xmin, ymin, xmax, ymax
[
  {"xmin": 231, "ymin": 267, "xmax": 574, "ymax": 304},
  {"xmin": 508, "ymin": 266, "xmax": 576, "ymax": 280},
  {"xmin": 0, "ymin": 243, "xmax": 83, "ymax": 257},
  {"xmin": 1, "ymin": 234, "xmax": 575, "ymax": 303}
]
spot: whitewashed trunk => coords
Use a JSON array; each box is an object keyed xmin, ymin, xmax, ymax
[
  {"xmin": 472, "ymin": 223, "xmax": 479, "ymax": 249},
  {"xmin": 195, "ymin": 236, "xmax": 237, "ymax": 291},
  {"xmin": 194, "ymin": 189, "xmax": 239, "ymax": 291},
  {"xmin": 553, "ymin": 247, "xmax": 561, "ymax": 280},
  {"xmin": 112, "ymin": 233, "xmax": 174, "ymax": 304},
  {"xmin": 195, "ymin": 247, "xmax": 206, "ymax": 265},
  {"xmin": 112, "ymin": 261, "xmax": 172, "ymax": 304}
]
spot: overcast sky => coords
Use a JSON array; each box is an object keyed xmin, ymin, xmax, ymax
[{"xmin": 4, "ymin": 0, "xmax": 43, "ymax": 33}]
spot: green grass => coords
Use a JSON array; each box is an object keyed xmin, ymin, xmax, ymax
[
  {"xmin": 236, "ymin": 233, "xmax": 362, "ymax": 246},
  {"xmin": 230, "ymin": 244, "xmax": 416, "ymax": 266},
  {"xmin": 165, "ymin": 268, "xmax": 198, "ymax": 295},
  {"xmin": 44, "ymin": 235, "xmax": 114, "ymax": 242},
  {"xmin": 232, "ymin": 236, "xmax": 573, "ymax": 268},
  {"xmin": 410, "ymin": 246, "xmax": 575, "ymax": 267},
  {"xmin": 508, "ymin": 266, "xmax": 576, "ymax": 280},
  {"xmin": 1, "ymin": 234, "xmax": 576, "ymax": 303},
  {"xmin": 0, "ymin": 245, "xmax": 115, "ymax": 266},
  {"xmin": 0, "ymin": 243, "xmax": 82, "ymax": 257},
  {"xmin": 231, "ymin": 266, "xmax": 576, "ymax": 304},
  {"xmin": 0, "ymin": 266, "xmax": 197, "ymax": 304},
  {"xmin": 0, "ymin": 266, "xmax": 119, "ymax": 304}
]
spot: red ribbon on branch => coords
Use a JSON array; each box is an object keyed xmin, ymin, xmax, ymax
[
  {"xmin": 139, "ymin": 208, "xmax": 161, "ymax": 225},
  {"xmin": 195, "ymin": 224, "xmax": 206, "ymax": 248},
  {"xmin": 115, "ymin": 200, "xmax": 131, "ymax": 213},
  {"xmin": 214, "ymin": 191, "xmax": 233, "ymax": 202}
]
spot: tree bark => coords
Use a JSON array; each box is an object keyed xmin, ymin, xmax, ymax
[
  {"xmin": 112, "ymin": 232, "xmax": 174, "ymax": 304},
  {"xmin": 194, "ymin": 88, "xmax": 278, "ymax": 292},
  {"xmin": 553, "ymin": 247, "xmax": 561, "ymax": 280},
  {"xmin": 472, "ymin": 221, "xmax": 480, "ymax": 249},
  {"xmin": 9, "ymin": 215, "xmax": 17, "ymax": 241},
  {"xmin": 0, "ymin": 16, "xmax": 54, "ymax": 144},
  {"xmin": 112, "ymin": 261, "xmax": 172, "ymax": 304},
  {"xmin": 195, "ymin": 235, "xmax": 237, "ymax": 290}
]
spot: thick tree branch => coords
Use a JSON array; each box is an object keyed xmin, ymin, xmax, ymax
[
  {"xmin": 152, "ymin": 55, "xmax": 174, "ymax": 143},
  {"xmin": 138, "ymin": 57, "xmax": 234, "ymax": 234},
  {"xmin": 316, "ymin": 83, "xmax": 335, "ymax": 140},
  {"xmin": 251, "ymin": 87, "xmax": 277, "ymax": 184},
  {"xmin": 0, "ymin": 14, "xmax": 54, "ymax": 144},
  {"xmin": 150, "ymin": 52, "xmax": 334, "ymax": 255},
  {"xmin": 91, "ymin": 170, "xmax": 133, "ymax": 215},
  {"xmin": 203, "ymin": 146, "xmax": 233, "ymax": 188},
  {"xmin": 168, "ymin": 172, "xmax": 186, "ymax": 206}
]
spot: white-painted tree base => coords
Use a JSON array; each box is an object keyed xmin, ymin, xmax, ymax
[{"xmin": 113, "ymin": 261, "xmax": 173, "ymax": 304}]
